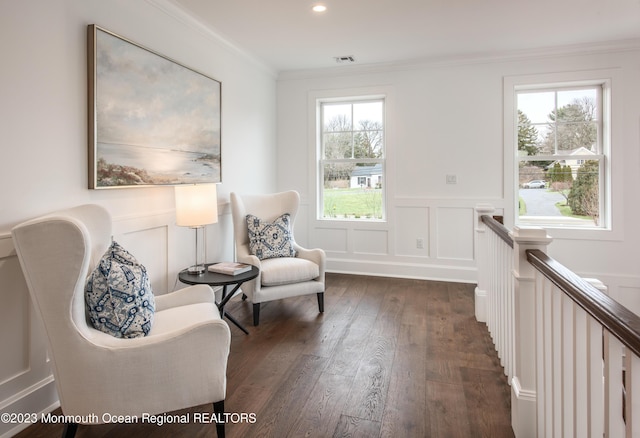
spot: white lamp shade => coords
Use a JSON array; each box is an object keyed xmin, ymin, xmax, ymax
[{"xmin": 175, "ymin": 184, "xmax": 218, "ymax": 227}]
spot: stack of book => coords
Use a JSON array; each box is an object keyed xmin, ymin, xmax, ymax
[{"xmin": 208, "ymin": 262, "xmax": 252, "ymax": 276}]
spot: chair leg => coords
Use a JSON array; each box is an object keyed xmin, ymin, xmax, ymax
[
  {"xmin": 213, "ymin": 400, "xmax": 225, "ymax": 438},
  {"xmin": 61, "ymin": 423, "xmax": 78, "ymax": 438},
  {"xmin": 253, "ymin": 303, "xmax": 260, "ymax": 326},
  {"xmin": 317, "ymin": 292, "xmax": 324, "ymax": 313}
]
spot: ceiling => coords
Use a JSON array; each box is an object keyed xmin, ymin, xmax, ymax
[{"xmin": 172, "ymin": 0, "xmax": 640, "ymax": 72}]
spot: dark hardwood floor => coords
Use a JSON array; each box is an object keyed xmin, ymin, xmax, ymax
[{"xmin": 14, "ymin": 273, "xmax": 513, "ymax": 438}]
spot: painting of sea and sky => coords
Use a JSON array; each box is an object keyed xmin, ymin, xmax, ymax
[{"xmin": 89, "ymin": 25, "xmax": 221, "ymax": 188}]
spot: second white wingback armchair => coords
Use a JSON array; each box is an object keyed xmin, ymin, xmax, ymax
[
  {"xmin": 11, "ymin": 204, "xmax": 231, "ymax": 438},
  {"xmin": 230, "ymin": 191, "xmax": 326, "ymax": 325}
]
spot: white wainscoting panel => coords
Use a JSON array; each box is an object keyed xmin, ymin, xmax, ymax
[
  {"xmin": 585, "ymin": 273, "xmax": 640, "ymax": 317},
  {"xmin": 435, "ymin": 207, "xmax": 474, "ymax": 261},
  {"xmin": 353, "ymin": 229, "xmax": 388, "ymax": 255},
  {"xmin": 0, "ymin": 255, "xmax": 30, "ymax": 386},
  {"xmin": 617, "ymin": 285, "xmax": 640, "ymax": 316},
  {"xmin": 313, "ymin": 227, "xmax": 349, "ymax": 253},
  {"xmin": 0, "ymin": 235, "xmax": 58, "ymax": 438},
  {"xmin": 113, "ymin": 210, "xmax": 175, "ymax": 295},
  {"xmin": 395, "ymin": 206, "xmax": 429, "ymax": 257},
  {"xmin": 315, "ymin": 198, "xmax": 487, "ymax": 282},
  {"xmin": 116, "ymin": 226, "xmax": 169, "ymax": 295},
  {"xmin": 294, "ymin": 203, "xmax": 310, "ymax": 248}
]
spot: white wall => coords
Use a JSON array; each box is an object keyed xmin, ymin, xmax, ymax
[
  {"xmin": 276, "ymin": 43, "xmax": 640, "ymax": 311},
  {"xmin": 0, "ymin": 1, "xmax": 277, "ymax": 435},
  {"xmin": 1, "ymin": 0, "xmax": 639, "ymax": 433}
]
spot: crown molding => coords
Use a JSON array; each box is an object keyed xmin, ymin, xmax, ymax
[
  {"xmin": 278, "ymin": 38, "xmax": 640, "ymax": 81},
  {"xmin": 145, "ymin": 0, "xmax": 277, "ymax": 79}
]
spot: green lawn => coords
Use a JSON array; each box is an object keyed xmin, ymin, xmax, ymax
[
  {"xmin": 323, "ymin": 188, "xmax": 383, "ymax": 219},
  {"xmin": 555, "ymin": 202, "xmax": 593, "ymax": 220}
]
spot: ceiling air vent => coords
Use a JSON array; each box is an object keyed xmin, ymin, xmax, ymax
[{"xmin": 335, "ymin": 56, "xmax": 356, "ymax": 64}]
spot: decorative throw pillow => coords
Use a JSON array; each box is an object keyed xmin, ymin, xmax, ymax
[
  {"xmin": 246, "ymin": 213, "xmax": 296, "ymax": 260},
  {"xmin": 85, "ymin": 240, "xmax": 155, "ymax": 338}
]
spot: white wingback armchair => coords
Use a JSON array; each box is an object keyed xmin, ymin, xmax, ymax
[
  {"xmin": 230, "ymin": 191, "xmax": 325, "ymax": 325},
  {"xmin": 11, "ymin": 204, "xmax": 230, "ymax": 438}
]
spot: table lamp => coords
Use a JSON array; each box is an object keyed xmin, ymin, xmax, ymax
[{"xmin": 175, "ymin": 183, "xmax": 218, "ymax": 274}]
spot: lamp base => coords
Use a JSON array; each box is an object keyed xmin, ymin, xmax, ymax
[{"xmin": 187, "ymin": 264, "xmax": 206, "ymax": 275}]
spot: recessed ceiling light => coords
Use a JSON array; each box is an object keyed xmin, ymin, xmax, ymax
[{"xmin": 312, "ymin": 4, "xmax": 327, "ymax": 13}]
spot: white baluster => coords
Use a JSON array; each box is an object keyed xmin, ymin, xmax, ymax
[
  {"xmin": 628, "ymin": 353, "xmax": 640, "ymax": 438},
  {"xmin": 562, "ymin": 294, "xmax": 575, "ymax": 438},
  {"xmin": 588, "ymin": 317, "xmax": 604, "ymax": 437},
  {"xmin": 574, "ymin": 305, "xmax": 588, "ymax": 438},
  {"xmin": 535, "ymin": 273, "xmax": 546, "ymax": 437},
  {"xmin": 605, "ymin": 333, "xmax": 625, "ymax": 437}
]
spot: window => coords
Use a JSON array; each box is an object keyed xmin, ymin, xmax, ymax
[
  {"xmin": 318, "ymin": 98, "xmax": 385, "ymax": 220},
  {"xmin": 516, "ymin": 82, "xmax": 609, "ymax": 229}
]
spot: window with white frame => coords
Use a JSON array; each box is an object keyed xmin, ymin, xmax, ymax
[
  {"xmin": 516, "ymin": 82, "xmax": 609, "ymax": 228},
  {"xmin": 318, "ymin": 98, "xmax": 385, "ymax": 220}
]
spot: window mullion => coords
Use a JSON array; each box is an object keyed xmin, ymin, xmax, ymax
[
  {"xmin": 516, "ymin": 82, "xmax": 606, "ymax": 229},
  {"xmin": 553, "ymin": 91, "xmax": 558, "ymax": 155},
  {"xmin": 318, "ymin": 97, "xmax": 386, "ymax": 221},
  {"xmin": 350, "ymin": 104, "xmax": 355, "ymax": 159}
]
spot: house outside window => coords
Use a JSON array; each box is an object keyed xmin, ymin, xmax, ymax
[
  {"xmin": 515, "ymin": 82, "xmax": 609, "ymax": 229},
  {"xmin": 318, "ymin": 98, "xmax": 385, "ymax": 220}
]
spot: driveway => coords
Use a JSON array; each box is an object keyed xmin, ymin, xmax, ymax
[{"xmin": 519, "ymin": 188, "xmax": 566, "ymax": 216}]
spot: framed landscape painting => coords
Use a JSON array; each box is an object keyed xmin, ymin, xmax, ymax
[{"xmin": 88, "ymin": 25, "xmax": 221, "ymax": 189}]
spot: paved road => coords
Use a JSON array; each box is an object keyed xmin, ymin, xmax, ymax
[{"xmin": 519, "ymin": 188, "xmax": 566, "ymax": 216}]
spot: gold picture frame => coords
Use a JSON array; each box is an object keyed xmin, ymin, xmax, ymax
[{"xmin": 88, "ymin": 25, "xmax": 221, "ymax": 189}]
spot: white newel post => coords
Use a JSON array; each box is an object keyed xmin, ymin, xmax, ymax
[
  {"xmin": 474, "ymin": 204, "xmax": 495, "ymax": 323},
  {"xmin": 509, "ymin": 226, "xmax": 552, "ymax": 438}
]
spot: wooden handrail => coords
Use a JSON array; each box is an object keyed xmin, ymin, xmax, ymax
[
  {"xmin": 527, "ymin": 248, "xmax": 640, "ymax": 358},
  {"xmin": 481, "ymin": 215, "xmax": 513, "ymax": 248}
]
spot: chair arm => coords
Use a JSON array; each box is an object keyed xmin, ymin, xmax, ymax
[
  {"xmin": 237, "ymin": 253, "xmax": 261, "ymax": 268},
  {"xmin": 236, "ymin": 253, "xmax": 262, "ymax": 299},
  {"xmin": 155, "ymin": 284, "xmax": 215, "ymax": 311},
  {"xmin": 294, "ymin": 244, "xmax": 326, "ymax": 281},
  {"xmin": 85, "ymin": 311, "xmax": 228, "ymax": 349}
]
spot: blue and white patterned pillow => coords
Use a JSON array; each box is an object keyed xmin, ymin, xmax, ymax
[
  {"xmin": 246, "ymin": 213, "xmax": 296, "ymax": 260},
  {"xmin": 85, "ymin": 241, "xmax": 155, "ymax": 338}
]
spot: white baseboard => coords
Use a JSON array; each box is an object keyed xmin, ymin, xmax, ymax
[
  {"xmin": 326, "ymin": 258, "xmax": 477, "ymax": 284},
  {"xmin": 475, "ymin": 286, "xmax": 487, "ymax": 322},
  {"xmin": 510, "ymin": 376, "xmax": 536, "ymax": 438}
]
